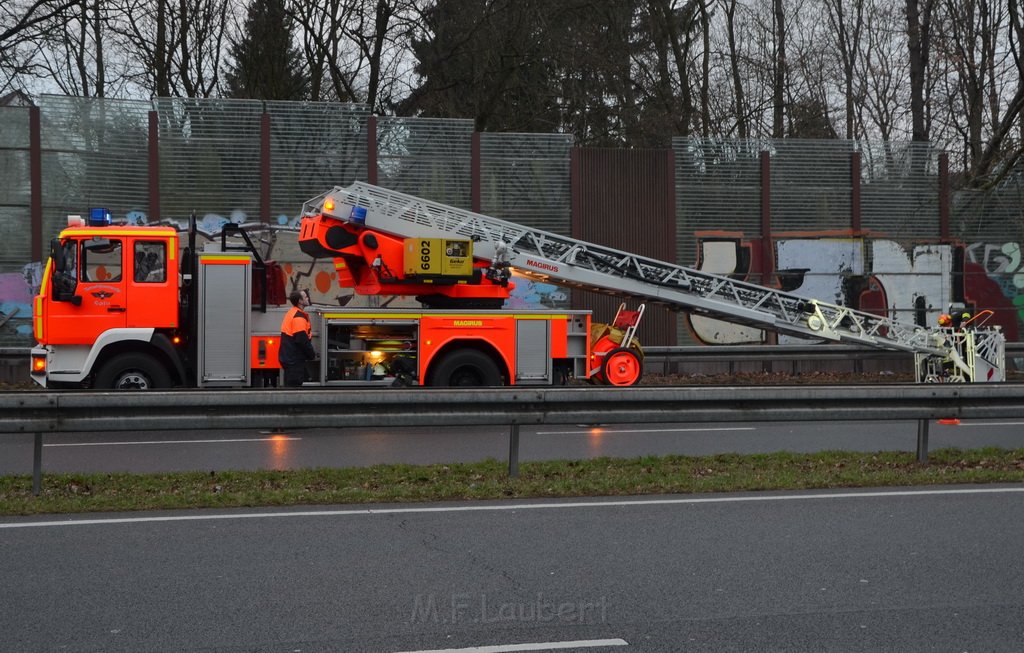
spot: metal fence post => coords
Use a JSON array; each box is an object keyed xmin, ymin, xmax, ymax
[
  {"xmin": 508, "ymin": 423, "xmax": 520, "ymax": 478},
  {"xmin": 916, "ymin": 419, "xmax": 929, "ymax": 464},
  {"xmin": 33, "ymin": 432, "xmax": 42, "ymax": 495}
]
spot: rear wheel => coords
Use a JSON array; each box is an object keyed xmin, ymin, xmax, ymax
[
  {"xmin": 601, "ymin": 347, "xmax": 642, "ymax": 386},
  {"xmin": 95, "ymin": 353, "xmax": 171, "ymax": 390},
  {"xmin": 428, "ymin": 349, "xmax": 503, "ymax": 387}
]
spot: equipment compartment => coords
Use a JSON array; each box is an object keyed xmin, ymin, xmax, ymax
[{"xmin": 323, "ymin": 320, "xmax": 418, "ymax": 385}]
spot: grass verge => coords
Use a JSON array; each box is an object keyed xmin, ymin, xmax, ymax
[{"xmin": 2, "ymin": 448, "xmax": 1024, "ymax": 516}]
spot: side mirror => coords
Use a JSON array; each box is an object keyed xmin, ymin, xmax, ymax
[
  {"xmin": 50, "ymin": 239, "xmax": 65, "ymax": 273},
  {"xmin": 51, "ymin": 240, "xmax": 79, "ymax": 303}
]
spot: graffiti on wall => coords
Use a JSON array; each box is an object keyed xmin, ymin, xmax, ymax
[
  {"xmin": 0, "ymin": 263, "xmax": 42, "ymax": 342},
  {"xmin": 966, "ymin": 241, "xmax": 1024, "ymax": 325},
  {"xmin": 688, "ymin": 232, "xmax": 1022, "ymax": 345}
]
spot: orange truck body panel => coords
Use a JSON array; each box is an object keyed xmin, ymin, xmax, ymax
[
  {"xmin": 419, "ymin": 314, "xmax": 519, "ymax": 379},
  {"xmin": 251, "ymin": 335, "xmax": 281, "ymax": 370}
]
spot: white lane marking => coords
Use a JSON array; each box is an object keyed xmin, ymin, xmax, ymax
[
  {"xmin": 536, "ymin": 427, "xmax": 754, "ymax": 435},
  {"xmin": 394, "ymin": 639, "xmax": 628, "ymax": 653},
  {"xmin": 2, "ymin": 487, "xmax": 1022, "ymax": 530},
  {"xmin": 44, "ymin": 437, "xmax": 301, "ymax": 447}
]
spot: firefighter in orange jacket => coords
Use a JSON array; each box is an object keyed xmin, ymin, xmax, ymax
[{"xmin": 279, "ymin": 290, "xmax": 316, "ymax": 387}]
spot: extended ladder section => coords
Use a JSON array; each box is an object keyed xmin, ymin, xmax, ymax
[{"xmin": 302, "ymin": 182, "xmax": 1006, "ymax": 380}]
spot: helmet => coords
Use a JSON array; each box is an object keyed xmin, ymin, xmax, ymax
[
  {"xmin": 961, "ymin": 312, "xmax": 971, "ymax": 320},
  {"xmin": 938, "ymin": 313, "xmax": 952, "ymax": 327}
]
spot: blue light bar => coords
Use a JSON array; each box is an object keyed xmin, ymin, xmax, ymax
[{"xmin": 89, "ymin": 208, "xmax": 112, "ymax": 226}]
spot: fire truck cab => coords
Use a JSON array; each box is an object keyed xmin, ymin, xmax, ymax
[{"xmin": 32, "ymin": 211, "xmax": 188, "ymax": 388}]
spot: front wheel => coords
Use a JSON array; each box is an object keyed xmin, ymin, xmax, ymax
[
  {"xmin": 601, "ymin": 347, "xmax": 642, "ymax": 386},
  {"xmin": 95, "ymin": 353, "xmax": 172, "ymax": 390},
  {"xmin": 427, "ymin": 349, "xmax": 503, "ymax": 387}
]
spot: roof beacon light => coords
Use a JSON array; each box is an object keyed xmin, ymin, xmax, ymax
[
  {"xmin": 67, "ymin": 214, "xmax": 86, "ymax": 227},
  {"xmin": 89, "ymin": 207, "xmax": 112, "ymax": 226},
  {"xmin": 323, "ymin": 197, "xmax": 335, "ymax": 213}
]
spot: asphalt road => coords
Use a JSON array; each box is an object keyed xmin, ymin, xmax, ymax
[
  {"xmin": 0, "ymin": 419, "xmax": 1022, "ymax": 475},
  {"xmin": 2, "ymin": 486, "xmax": 1023, "ymax": 652}
]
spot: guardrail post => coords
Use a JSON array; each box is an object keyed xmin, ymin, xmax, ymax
[
  {"xmin": 508, "ymin": 424, "xmax": 520, "ymax": 478},
  {"xmin": 33, "ymin": 432, "xmax": 43, "ymax": 495},
  {"xmin": 916, "ymin": 419, "xmax": 929, "ymax": 464}
]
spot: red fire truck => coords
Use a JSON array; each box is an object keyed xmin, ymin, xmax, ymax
[
  {"xmin": 31, "ymin": 183, "xmax": 1005, "ymax": 389},
  {"xmin": 30, "ymin": 206, "xmax": 642, "ymax": 389}
]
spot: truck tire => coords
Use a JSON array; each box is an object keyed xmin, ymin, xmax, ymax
[
  {"xmin": 428, "ymin": 349, "xmax": 503, "ymax": 387},
  {"xmin": 601, "ymin": 347, "xmax": 642, "ymax": 386},
  {"xmin": 95, "ymin": 353, "xmax": 172, "ymax": 390}
]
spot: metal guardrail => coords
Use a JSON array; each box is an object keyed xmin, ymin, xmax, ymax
[
  {"xmin": 3, "ymin": 343, "xmax": 1023, "ymax": 383},
  {"xmin": 3, "ymin": 384, "xmax": 1024, "ymax": 493}
]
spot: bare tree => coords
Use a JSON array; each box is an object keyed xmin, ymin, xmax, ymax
[
  {"xmin": 905, "ymin": 0, "xmax": 934, "ymax": 142},
  {"xmin": 771, "ymin": 0, "xmax": 786, "ymax": 137},
  {"xmin": 31, "ymin": 0, "xmax": 137, "ymax": 98},
  {"xmin": 857, "ymin": 1, "xmax": 908, "ymax": 142},
  {"xmin": 290, "ymin": 0, "xmax": 361, "ymax": 103},
  {"xmin": 929, "ymin": 0, "xmax": 1024, "ymax": 184},
  {"xmin": 289, "ymin": 0, "xmax": 419, "ymax": 112},
  {"xmin": 153, "ymin": 0, "xmax": 168, "ymax": 95},
  {"xmin": 642, "ymin": 0, "xmax": 702, "ymax": 138},
  {"xmin": 110, "ymin": 0, "xmax": 230, "ymax": 98},
  {"xmin": 781, "ymin": 0, "xmax": 838, "ymax": 138},
  {"xmin": 826, "ymin": 0, "xmax": 865, "ymax": 139},
  {"xmin": 724, "ymin": 2, "xmax": 770, "ymax": 137},
  {"xmin": 721, "ymin": 0, "xmax": 748, "ymax": 137},
  {"xmin": 697, "ymin": 0, "xmax": 711, "ymax": 135},
  {"xmin": 0, "ymin": 0, "xmax": 81, "ymax": 93},
  {"xmin": 953, "ymin": 1, "xmax": 1024, "ymax": 185},
  {"xmin": 936, "ymin": 0, "xmax": 988, "ymax": 171}
]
